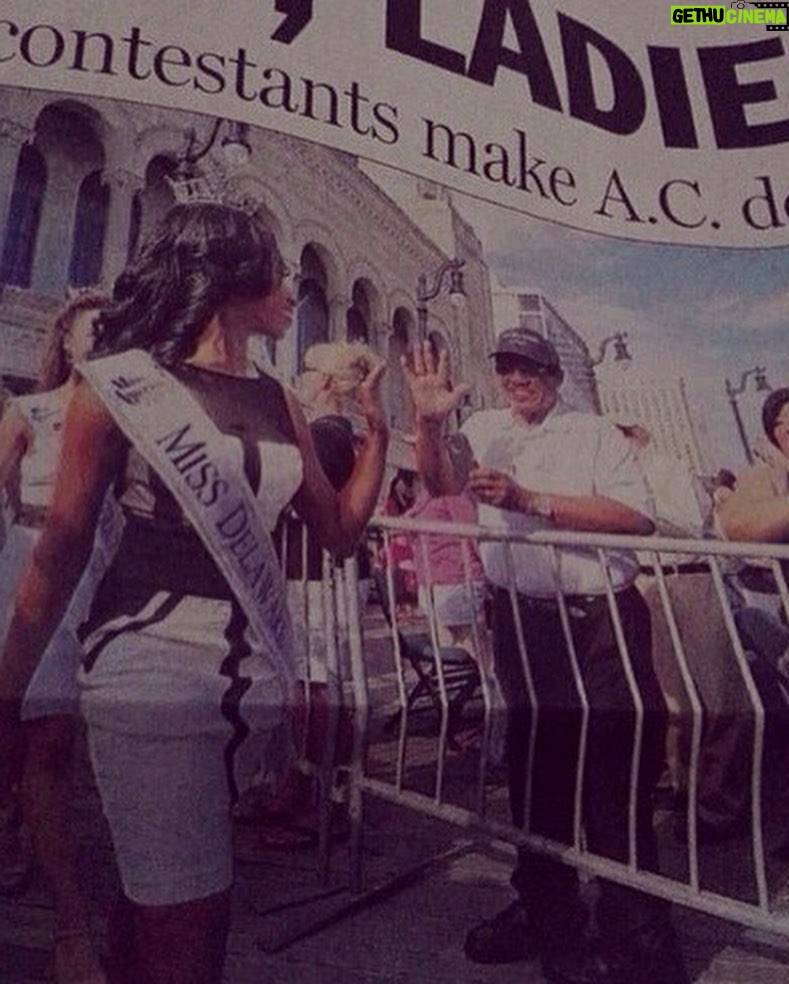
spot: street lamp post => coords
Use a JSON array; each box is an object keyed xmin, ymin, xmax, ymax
[
  {"xmin": 177, "ymin": 119, "xmax": 252, "ymax": 175},
  {"xmin": 590, "ymin": 331, "xmax": 631, "ymax": 367},
  {"xmin": 588, "ymin": 332, "xmax": 632, "ymax": 415},
  {"xmin": 415, "ymin": 258, "xmax": 465, "ymax": 342},
  {"xmin": 725, "ymin": 366, "xmax": 771, "ymax": 465}
]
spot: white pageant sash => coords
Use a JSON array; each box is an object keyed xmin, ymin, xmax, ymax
[{"xmin": 80, "ymin": 349, "xmax": 295, "ymax": 684}]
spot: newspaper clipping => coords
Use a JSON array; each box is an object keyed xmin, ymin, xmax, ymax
[{"xmin": 1, "ymin": 2, "xmax": 789, "ymax": 982}]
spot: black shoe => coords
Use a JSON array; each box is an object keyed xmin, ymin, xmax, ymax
[
  {"xmin": 464, "ymin": 900, "xmax": 539, "ymax": 964},
  {"xmin": 632, "ymin": 922, "xmax": 690, "ymax": 983},
  {"xmin": 544, "ymin": 941, "xmax": 630, "ymax": 984},
  {"xmin": 545, "ymin": 928, "xmax": 689, "ymax": 984}
]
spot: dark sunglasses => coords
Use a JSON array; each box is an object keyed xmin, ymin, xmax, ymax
[{"xmin": 493, "ymin": 354, "xmax": 553, "ymax": 378}]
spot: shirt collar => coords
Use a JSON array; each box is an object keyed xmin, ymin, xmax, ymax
[{"xmin": 501, "ymin": 398, "xmax": 573, "ymax": 433}]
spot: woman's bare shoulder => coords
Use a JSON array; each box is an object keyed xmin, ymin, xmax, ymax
[{"xmin": 61, "ymin": 379, "xmax": 126, "ymax": 469}]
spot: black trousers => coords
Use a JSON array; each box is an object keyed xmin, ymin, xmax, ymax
[{"xmin": 492, "ymin": 585, "xmax": 670, "ymax": 940}]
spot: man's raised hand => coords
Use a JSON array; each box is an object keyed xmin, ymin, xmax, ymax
[{"xmin": 401, "ymin": 342, "xmax": 471, "ymax": 424}]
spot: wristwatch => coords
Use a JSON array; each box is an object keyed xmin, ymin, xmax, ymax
[{"xmin": 530, "ymin": 492, "xmax": 554, "ymax": 519}]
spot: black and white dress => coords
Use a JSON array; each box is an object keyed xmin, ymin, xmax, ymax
[{"xmin": 77, "ymin": 364, "xmax": 303, "ymax": 906}]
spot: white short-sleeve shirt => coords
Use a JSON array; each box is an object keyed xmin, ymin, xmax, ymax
[{"xmin": 461, "ymin": 403, "xmax": 653, "ymax": 597}]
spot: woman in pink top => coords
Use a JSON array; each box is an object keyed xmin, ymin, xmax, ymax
[
  {"xmin": 407, "ymin": 490, "xmax": 487, "ymax": 652},
  {"xmin": 407, "ymin": 490, "xmax": 505, "ymax": 758}
]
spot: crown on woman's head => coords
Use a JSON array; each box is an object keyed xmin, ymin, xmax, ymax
[
  {"xmin": 166, "ymin": 165, "xmax": 260, "ymax": 214},
  {"xmin": 166, "ymin": 171, "xmax": 219, "ymax": 206},
  {"xmin": 166, "ymin": 119, "xmax": 257, "ymax": 212}
]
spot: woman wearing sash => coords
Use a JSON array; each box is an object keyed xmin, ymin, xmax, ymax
[
  {"xmin": 0, "ymin": 202, "xmax": 388, "ymax": 983},
  {"xmin": 0, "ymin": 291, "xmax": 109, "ymax": 984}
]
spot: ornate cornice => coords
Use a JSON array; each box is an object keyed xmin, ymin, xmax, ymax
[{"xmin": 269, "ymin": 132, "xmax": 447, "ymax": 264}]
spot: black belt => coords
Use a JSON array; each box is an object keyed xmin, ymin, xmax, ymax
[
  {"xmin": 638, "ymin": 562, "xmax": 710, "ymax": 576},
  {"xmin": 15, "ymin": 504, "xmax": 48, "ymax": 529},
  {"xmin": 496, "ymin": 586, "xmax": 633, "ymax": 618}
]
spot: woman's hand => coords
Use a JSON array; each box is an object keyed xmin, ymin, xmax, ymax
[
  {"xmin": 402, "ymin": 342, "xmax": 471, "ymax": 425},
  {"xmin": 357, "ymin": 361, "xmax": 388, "ymax": 435}
]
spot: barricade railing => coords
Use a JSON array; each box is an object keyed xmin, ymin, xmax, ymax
[
  {"xmin": 278, "ymin": 512, "xmax": 364, "ymax": 888},
  {"xmin": 338, "ymin": 515, "xmax": 789, "ymax": 938}
]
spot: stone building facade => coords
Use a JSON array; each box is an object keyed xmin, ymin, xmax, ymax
[{"xmin": 0, "ymin": 88, "xmax": 497, "ymax": 462}]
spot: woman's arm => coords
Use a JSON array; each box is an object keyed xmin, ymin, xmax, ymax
[
  {"xmin": 289, "ymin": 364, "xmax": 389, "ymax": 556},
  {"xmin": 717, "ymin": 466, "xmax": 789, "ymax": 543},
  {"xmin": 0, "ymin": 381, "xmax": 124, "ymax": 701},
  {"xmin": 0, "ymin": 403, "xmax": 31, "ymax": 497}
]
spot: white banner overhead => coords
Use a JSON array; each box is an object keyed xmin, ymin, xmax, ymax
[{"xmin": 1, "ymin": 0, "xmax": 788, "ymax": 246}]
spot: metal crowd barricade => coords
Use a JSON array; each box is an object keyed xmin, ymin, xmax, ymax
[
  {"xmin": 253, "ymin": 519, "xmax": 371, "ymax": 954},
  {"xmin": 342, "ymin": 515, "xmax": 789, "ymax": 939},
  {"xmin": 278, "ymin": 511, "xmax": 359, "ymax": 886}
]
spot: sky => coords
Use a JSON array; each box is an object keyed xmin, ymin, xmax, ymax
[
  {"xmin": 454, "ymin": 197, "xmax": 788, "ymax": 472},
  {"xmin": 361, "ymin": 158, "xmax": 787, "ymax": 472}
]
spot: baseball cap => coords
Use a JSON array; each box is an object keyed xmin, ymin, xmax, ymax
[{"xmin": 489, "ymin": 328, "xmax": 562, "ymax": 375}]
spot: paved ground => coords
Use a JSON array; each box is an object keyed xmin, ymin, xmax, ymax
[
  {"xmin": 3, "ymin": 761, "xmax": 789, "ymax": 983},
  {"xmin": 3, "ymin": 609, "xmax": 789, "ymax": 981}
]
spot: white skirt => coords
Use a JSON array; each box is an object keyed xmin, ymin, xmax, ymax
[
  {"xmin": 79, "ymin": 592, "xmax": 293, "ymax": 905},
  {"xmin": 418, "ymin": 580, "xmax": 487, "ymax": 628}
]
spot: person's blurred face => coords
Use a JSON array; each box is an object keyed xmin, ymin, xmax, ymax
[
  {"xmin": 772, "ymin": 403, "xmax": 789, "ymax": 457},
  {"xmin": 494, "ymin": 355, "xmax": 560, "ymax": 422},
  {"xmin": 231, "ymin": 266, "xmax": 297, "ymax": 340},
  {"xmin": 254, "ymin": 266, "xmax": 297, "ymax": 339},
  {"xmin": 64, "ymin": 308, "xmax": 99, "ymax": 365}
]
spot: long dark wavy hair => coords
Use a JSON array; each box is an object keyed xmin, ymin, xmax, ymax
[
  {"xmin": 762, "ymin": 387, "xmax": 789, "ymax": 449},
  {"xmin": 38, "ymin": 289, "xmax": 109, "ymax": 391},
  {"xmin": 93, "ymin": 203, "xmax": 285, "ymax": 366}
]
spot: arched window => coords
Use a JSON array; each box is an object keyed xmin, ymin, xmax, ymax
[
  {"xmin": 0, "ymin": 144, "xmax": 46, "ymax": 287},
  {"xmin": 346, "ymin": 280, "xmax": 371, "ymax": 343},
  {"xmin": 296, "ymin": 245, "xmax": 329, "ymax": 370},
  {"xmin": 68, "ymin": 170, "xmax": 109, "ymax": 286},
  {"xmin": 130, "ymin": 156, "xmax": 177, "ymax": 258}
]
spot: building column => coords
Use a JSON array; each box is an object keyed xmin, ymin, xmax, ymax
[
  {"xmin": 31, "ymin": 167, "xmax": 82, "ymax": 295},
  {"xmin": 328, "ymin": 294, "xmax": 349, "ymax": 342},
  {"xmin": 0, "ymin": 118, "xmax": 34, "ymax": 251},
  {"xmin": 371, "ymin": 317, "xmax": 390, "ymax": 355},
  {"xmin": 101, "ymin": 166, "xmax": 144, "ymax": 286}
]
